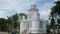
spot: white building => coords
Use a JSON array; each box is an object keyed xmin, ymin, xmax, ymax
[{"xmin": 20, "ymin": 2, "xmax": 47, "ymax": 34}]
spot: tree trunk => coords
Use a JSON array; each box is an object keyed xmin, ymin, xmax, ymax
[{"xmin": 53, "ymin": 26, "xmax": 56, "ymax": 34}]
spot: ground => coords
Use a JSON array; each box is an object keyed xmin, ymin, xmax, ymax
[
  {"xmin": 0, "ymin": 32, "xmax": 19, "ymax": 34},
  {"xmin": 0, "ymin": 32, "xmax": 8, "ymax": 34}
]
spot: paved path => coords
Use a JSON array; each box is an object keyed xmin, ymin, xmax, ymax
[{"xmin": 0, "ymin": 32, "xmax": 8, "ymax": 34}]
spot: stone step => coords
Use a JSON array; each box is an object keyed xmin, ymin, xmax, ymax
[{"xmin": 21, "ymin": 30, "xmax": 27, "ymax": 34}]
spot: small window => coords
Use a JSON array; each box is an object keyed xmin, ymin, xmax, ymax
[
  {"xmin": 40, "ymin": 23, "xmax": 43, "ymax": 28},
  {"xmin": 30, "ymin": 16, "xmax": 31, "ymax": 18},
  {"xmin": 29, "ymin": 22, "xmax": 32, "ymax": 28}
]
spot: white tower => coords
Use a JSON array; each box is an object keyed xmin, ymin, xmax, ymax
[
  {"xmin": 28, "ymin": 0, "xmax": 47, "ymax": 34},
  {"xmin": 28, "ymin": 1, "xmax": 41, "ymax": 34},
  {"xmin": 20, "ymin": 0, "xmax": 46, "ymax": 34}
]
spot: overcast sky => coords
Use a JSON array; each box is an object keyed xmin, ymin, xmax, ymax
[{"xmin": 0, "ymin": 0, "xmax": 57, "ymax": 20}]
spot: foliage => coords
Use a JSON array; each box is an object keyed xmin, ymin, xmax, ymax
[
  {"xmin": 49, "ymin": 1, "xmax": 60, "ymax": 34},
  {"xmin": 50, "ymin": 1, "xmax": 60, "ymax": 28},
  {"xmin": 19, "ymin": 13, "xmax": 27, "ymax": 19},
  {"xmin": 51, "ymin": 1, "xmax": 60, "ymax": 16},
  {"xmin": 0, "ymin": 13, "xmax": 27, "ymax": 32},
  {"xmin": 0, "ymin": 18, "xmax": 8, "ymax": 31},
  {"xmin": 50, "ymin": 19, "xmax": 55, "ymax": 28}
]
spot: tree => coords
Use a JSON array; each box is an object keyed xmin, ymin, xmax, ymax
[
  {"xmin": 12, "ymin": 13, "xmax": 18, "ymax": 29},
  {"xmin": 0, "ymin": 18, "xmax": 8, "ymax": 31},
  {"xmin": 51, "ymin": 1, "xmax": 60, "ymax": 16},
  {"xmin": 19, "ymin": 13, "xmax": 27, "ymax": 19},
  {"xmin": 12, "ymin": 13, "xmax": 27, "ymax": 30},
  {"xmin": 50, "ymin": 16, "xmax": 56, "ymax": 34},
  {"xmin": 49, "ymin": 1, "xmax": 60, "ymax": 34},
  {"xmin": 0, "ymin": 13, "xmax": 27, "ymax": 32},
  {"xmin": 7, "ymin": 13, "xmax": 27, "ymax": 31}
]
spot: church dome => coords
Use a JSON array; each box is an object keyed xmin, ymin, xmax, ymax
[
  {"xmin": 28, "ymin": 1, "xmax": 39, "ymax": 12},
  {"xmin": 28, "ymin": 3, "xmax": 39, "ymax": 12},
  {"xmin": 31, "ymin": 3, "xmax": 36, "ymax": 8}
]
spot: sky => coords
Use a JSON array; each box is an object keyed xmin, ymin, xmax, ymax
[{"xmin": 0, "ymin": 0, "xmax": 57, "ymax": 20}]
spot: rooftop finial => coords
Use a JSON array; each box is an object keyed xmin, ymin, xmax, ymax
[
  {"xmin": 32, "ymin": 0, "xmax": 35, "ymax": 5},
  {"xmin": 31, "ymin": 0, "xmax": 36, "ymax": 8}
]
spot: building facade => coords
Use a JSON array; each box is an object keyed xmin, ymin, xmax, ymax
[{"xmin": 20, "ymin": 3, "xmax": 47, "ymax": 34}]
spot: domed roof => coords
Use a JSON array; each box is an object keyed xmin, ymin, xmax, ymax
[
  {"xmin": 28, "ymin": 0, "xmax": 39, "ymax": 12},
  {"xmin": 30, "ymin": 1, "xmax": 36, "ymax": 8}
]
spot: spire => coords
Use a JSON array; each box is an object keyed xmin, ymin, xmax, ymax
[
  {"xmin": 32, "ymin": 0, "xmax": 35, "ymax": 5},
  {"xmin": 31, "ymin": 0, "xmax": 36, "ymax": 8},
  {"xmin": 29, "ymin": 0, "xmax": 39, "ymax": 11}
]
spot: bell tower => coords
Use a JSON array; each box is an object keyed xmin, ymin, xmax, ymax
[
  {"xmin": 28, "ymin": 0, "xmax": 41, "ymax": 34},
  {"xmin": 28, "ymin": 0, "xmax": 40, "ymax": 20}
]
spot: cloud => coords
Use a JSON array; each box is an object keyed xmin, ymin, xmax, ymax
[
  {"xmin": 0, "ymin": 0, "xmax": 32, "ymax": 12},
  {"xmin": 0, "ymin": 0, "xmax": 55, "ymax": 20},
  {"xmin": 0, "ymin": 10, "xmax": 7, "ymax": 18},
  {"xmin": 40, "ymin": 10, "xmax": 51, "ymax": 20},
  {"xmin": 55, "ymin": 0, "xmax": 60, "ymax": 1},
  {"xmin": 0, "ymin": 0, "xmax": 33, "ymax": 18},
  {"xmin": 39, "ymin": 2, "xmax": 54, "ymax": 20}
]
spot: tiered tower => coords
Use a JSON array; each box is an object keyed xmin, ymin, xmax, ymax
[
  {"xmin": 28, "ymin": 2, "xmax": 41, "ymax": 34},
  {"xmin": 20, "ymin": 0, "xmax": 46, "ymax": 34}
]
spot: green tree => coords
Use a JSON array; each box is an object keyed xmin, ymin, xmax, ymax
[
  {"xmin": 51, "ymin": 1, "xmax": 60, "ymax": 16},
  {"xmin": 0, "ymin": 13, "xmax": 27, "ymax": 32},
  {"xmin": 7, "ymin": 13, "xmax": 19, "ymax": 31},
  {"xmin": 19, "ymin": 13, "xmax": 27, "ymax": 19},
  {"xmin": 7, "ymin": 13, "xmax": 27, "ymax": 31},
  {"xmin": 49, "ymin": 1, "xmax": 60, "ymax": 34},
  {"xmin": 0, "ymin": 18, "xmax": 8, "ymax": 31},
  {"xmin": 12, "ymin": 13, "xmax": 18, "ymax": 29}
]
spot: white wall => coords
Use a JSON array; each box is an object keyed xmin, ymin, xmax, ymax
[{"xmin": 20, "ymin": 21, "xmax": 29, "ymax": 33}]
